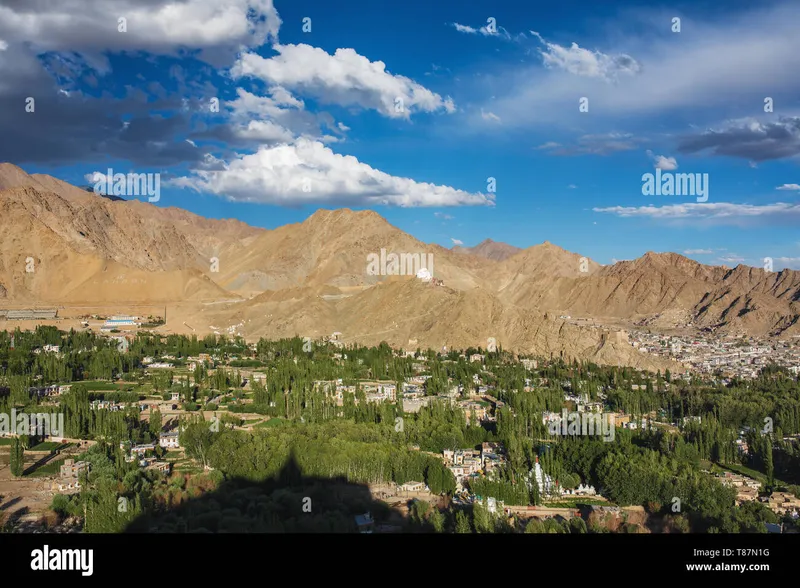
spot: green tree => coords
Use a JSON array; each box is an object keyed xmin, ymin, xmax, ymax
[
  {"xmin": 429, "ymin": 508, "xmax": 445, "ymax": 532},
  {"xmin": 455, "ymin": 510, "xmax": 472, "ymax": 533},
  {"xmin": 149, "ymin": 408, "xmax": 162, "ymax": 438},
  {"xmin": 765, "ymin": 440, "xmax": 774, "ymax": 487},
  {"xmin": 180, "ymin": 421, "xmax": 215, "ymax": 469},
  {"xmin": 472, "ymin": 502, "xmax": 492, "ymax": 533},
  {"xmin": 524, "ymin": 518, "xmax": 545, "ymax": 533},
  {"xmin": 10, "ymin": 437, "xmax": 24, "ymax": 477},
  {"xmin": 569, "ymin": 517, "xmax": 588, "ymax": 534}
]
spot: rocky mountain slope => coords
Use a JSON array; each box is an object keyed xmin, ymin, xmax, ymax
[
  {"xmin": 0, "ymin": 163, "xmax": 797, "ymax": 368},
  {"xmin": 452, "ymin": 238, "xmax": 522, "ymax": 261}
]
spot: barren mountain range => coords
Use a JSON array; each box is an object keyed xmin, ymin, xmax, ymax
[
  {"xmin": 452, "ymin": 239, "xmax": 522, "ymax": 262},
  {"xmin": 1, "ymin": 162, "xmax": 798, "ymax": 370}
]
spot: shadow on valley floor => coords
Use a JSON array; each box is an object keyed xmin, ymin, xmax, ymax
[{"xmin": 124, "ymin": 452, "xmax": 414, "ymax": 533}]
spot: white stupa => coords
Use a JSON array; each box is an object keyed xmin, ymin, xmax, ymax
[{"xmin": 416, "ymin": 268, "xmax": 432, "ymax": 282}]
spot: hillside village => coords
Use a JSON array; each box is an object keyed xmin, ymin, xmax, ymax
[
  {"xmin": 629, "ymin": 331, "xmax": 800, "ymax": 379},
  {"xmin": 2, "ymin": 327, "xmax": 799, "ymax": 533}
]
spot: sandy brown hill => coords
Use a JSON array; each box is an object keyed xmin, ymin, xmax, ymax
[
  {"xmin": 1, "ymin": 162, "xmax": 798, "ymax": 365},
  {"xmin": 453, "ymin": 238, "xmax": 522, "ymax": 262},
  {"xmin": 0, "ymin": 164, "xmax": 260, "ymax": 303},
  {"xmin": 201, "ymin": 278, "xmax": 677, "ymax": 371},
  {"xmin": 213, "ymin": 208, "xmax": 496, "ymax": 296},
  {"xmin": 497, "ymin": 251, "xmax": 800, "ymax": 336}
]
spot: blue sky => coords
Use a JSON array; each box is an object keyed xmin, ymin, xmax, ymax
[{"xmin": 1, "ymin": 0, "xmax": 799, "ymax": 268}]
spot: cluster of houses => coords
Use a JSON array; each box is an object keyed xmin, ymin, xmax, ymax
[
  {"xmin": 717, "ymin": 471, "xmax": 800, "ymax": 519},
  {"xmin": 28, "ymin": 384, "xmax": 71, "ymax": 398},
  {"xmin": 52, "ymin": 459, "xmax": 89, "ymax": 493},
  {"xmin": 441, "ymin": 442, "xmax": 507, "ymax": 489},
  {"xmin": 629, "ymin": 332, "xmax": 800, "ymax": 379},
  {"xmin": 718, "ymin": 471, "xmax": 762, "ymax": 504},
  {"xmin": 767, "ymin": 492, "xmax": 800, "ymax": 517},
  {"xmin": 33, "ymin": 345, "xmax": 61, "ymax": 354}
]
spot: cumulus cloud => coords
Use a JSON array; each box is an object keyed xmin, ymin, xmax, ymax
[
  {"xmin": 0, "ymin": 1, "xmax": 284, "ymax": 166},
  {"xmin": 530, "ymin": 31, "xmax": 641, "ymax": 82},
  {"xmin": 481, "ymin": 109, "xmax": 501, "ymax": 122},
  {"xmin": 231, "ymin": 44, "xmax": 456, "ymax": 120},
  {"xmin": 776, "ymin": 183, "xmax": 800, "ymax": 190},
  {"xmin": 451, "ymin": 238, "xmax": 464, "ymax": 245},
  {"xmin": 677, "ymin": 117, "xmax": 800, "ymax": 162},
  {"xmin": 172, "ymin": 138, "xmax": 495, "ymax": 207},
  {"xmin": 646, "ymin": 150, "xmax": 678, "ymax": 170},
  {"xmin": 683, "ymin": 249, "xmax": 713, "ymax": 254},
  {"xmin": 0, "ymin": 0, "xmax": 281, "ymax": 69},
  {"xmin": 223, "ymin": 87, "xmax": 319, "ymax": 144}
]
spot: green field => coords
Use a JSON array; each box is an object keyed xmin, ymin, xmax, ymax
[
  {"xmin": 29, "ymin": 442, "xmax": 72, "ymax": 452},
  {"xmin": 78, "ymin": 381, "xmax": 121, "ymax": 390},
  {"xmin": 25, "ymin": 456, "xmax": 67, "ymax": 477},
  {"xmin": 254, "ymin": 418, "xmax": 285, "ymax": 429}
]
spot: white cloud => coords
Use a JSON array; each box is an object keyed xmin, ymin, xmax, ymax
[
  {"xmin": 683, "ymin": 249, "xmax": 713, "ymax": 255},
  {"xmin": 434, "ymin": 212, "xmax": 454, "ymax": 220},
  {"xmin": 185, "ymin": 139, "xmax": 197, "ymax": 147},
  {"xmin": 481, "ymin": 109, "xmax": 501, "ymax": 122},
  {"xmin": 718, "ymin": 255, "xmax": 746, "ymax": 264},
  {"xmin": 484, "ymin": 4, "xmax": 800, "ymax": 128},
  {"xmin": 0, "ymin": 0, "xmax": 281, "ymax": 67},
  {"xmin": 225, "ymin": 87, "xmax": 331, "ymax": 144},
  {"xmin": 234, "ymin": 120, "xmax": 295, "ymax": 143},
  {"xmin": 776, "ymin": 183, "xmax": 800, "ymax": 190},
  {"xmin": 451, "ymin": 238, "xmax": 464, "ymax": 246},
  {"xmin": 337, "ymin": 122, "xmax": 350, "ymax": 132},
  {"xmin": 173, "ymin": 138, "xmax": 495, "ymax": 207},
  {"xmin": 594, "ymin": 201, "xmax": 800, "ymax": 224},
  {"xmin": 450, "ymin": 22, "xmax": 514, "ymax": 40},
  {"xmin": 568, "ymin": 184, "xmax": 577, "ymax": 189},
  {"xmin": 453, "ymin": 23, "xmax": 479, "ymax": 34},
  {"xmin": 0, "ymin": 39, "xmax": 7, "ymax": 51},
  {"xmin": 231, "ymin": 44, "xmax": 456, "ymax": 120},
  {"xmin": 540, "ymin": 133, "xmax": 644, "ymax": 156},
  {"xmin": 774, "ymin": 257, "xmax": 800, "ymax": 269},
  {"xmin": 646, "ymin": 150, "xmax": 678, "ymax": 171},
  {"xmin": 530, "ymin": 31, "xmax": 641, "ymax": 82}
]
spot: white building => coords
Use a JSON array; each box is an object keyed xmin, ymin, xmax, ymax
[
  {"xmin": 159, "ymin": 432, "xmax": 180, "ymax": 449},
  {"xmin": 530, "ymin": 458, "xmax": 560, "ymax": 498}
]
